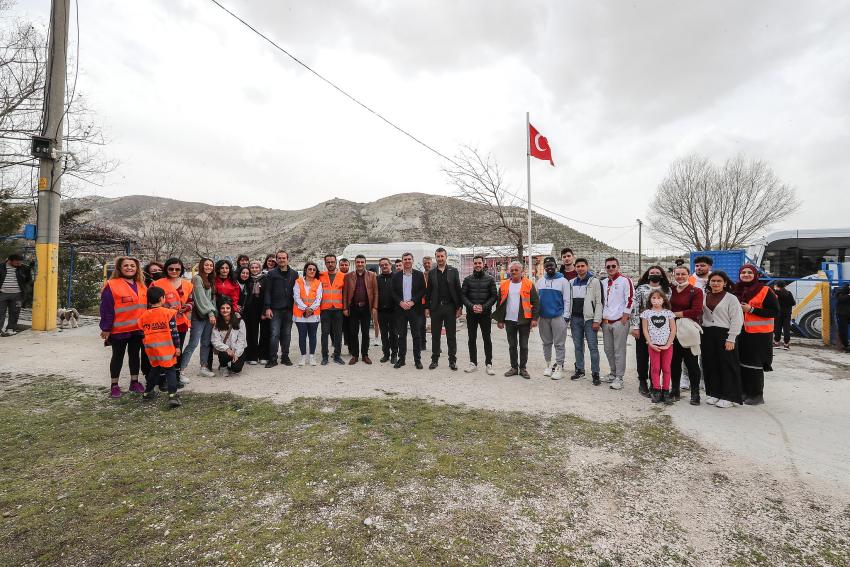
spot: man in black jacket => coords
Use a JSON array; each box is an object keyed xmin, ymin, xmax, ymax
[
  {"xmin": 263, "ymin": 250, "xmax": 299, "ymax": 367},
  {"xmin": 426, "ymin": 248, "xmax": 463, "ymax": 371},
  {"xmin": 0, "ymin": 253, "xmax": 30, "ymax": 336},
  {"xmin": 375, "ymin": 257, "xmax": 397, "ymax": 364},
  {"xmin": 461, "ymin": 255, "xmax": 497, "ymax": 374},
  {"xmin": 391, "ymin": 252, "xmax": 425, "ymax": 369}
]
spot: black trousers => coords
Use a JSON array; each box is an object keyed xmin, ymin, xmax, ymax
[
  {"xmin": 348, "ymin": 305, "xmax": 372, "ymax": 357},
  {"xmin": 671, "ymin": 338, "xmax": 701, "ymax": 394},
  {"xmin": 838, "ymin": 314, "xmax": 849, "ymax": 348},
  {"xmin": 321, "ymin": 309, "xmax": 344, "ymax": 358},
  {"xmin": 217, "ymin": 351, "xmax": 246, "ymax": 373},
  {"xmin": 740, "ymin": 366, "xmax": 764, "ymax": 399},
  {"xmin": 396, "ymin": 309, "xmax": 422, "ymax": 363},
  {"xmin": 466, "ymin": 312, "xmax": 492, "ymax": 366},
  {"xmin": 634, "ymin": 333, "xmax": 649, "ymax": 383},
  {"xmin": 243, "ymin": 309, "xmax": 262, "ymax": 362},
  {"xmin": 378, "ymin": 310, "xmax": 397, "ymax": 358},
  {"xmin": 774, "ymin": 312, "xmax": 792, "ymax": 344},
  {"xmin": 701, "ymin": 326, "xmax": 742, "ymax": 404},
  {"xmin": 431, "ymin": 302, "xmax": 458, "ymax": 363},
  {"xmin": 109, "ymin": 334, "xmax": 142, "ymax": 379},
  {"xmin": 145, "ymin": 365, "xmax": 177, "ymax": 394},
  {"xmin": 505, "ymin": 321, "xmax": 531, "ymax": 369},
  {"xmin": 419, "ymin": 308, "xmax": 428, "ymax": 351},
  {"xmin": 342, "ymin": 313, "xmax": 353, "ymax": 355}
]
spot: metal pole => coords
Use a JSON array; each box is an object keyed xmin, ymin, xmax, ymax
[
  {"xmin": 526, "ymin": 112, "xmax": 533, "ymax": 275},
  {"xmin": 32, "ymin": 0, "xmax": 70, "ymax": 331},
  {"xmin": 636, "ymin": 219, "xmax": 643, "ymax": 274}
]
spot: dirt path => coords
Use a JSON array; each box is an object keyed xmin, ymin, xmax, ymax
[{"xmin": 2, "ymin": 322, "xmax": 848, "ymax": 501}]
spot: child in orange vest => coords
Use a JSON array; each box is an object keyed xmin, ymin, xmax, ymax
[{"xmin": 139, "ymin": 286, "xmax": 183, "ymax": 408}]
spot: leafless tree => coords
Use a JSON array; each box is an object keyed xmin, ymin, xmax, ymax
[
  {"xmin": 0, "ymin": 7, "xmax": 115, "ymax": 205},
  {"xmin": 648, "ymin": 154, "xmax": 800, "ymax": 250},
  {"xmin": 137, "ymin": 210, "xmax": 187, "ymax": 261},
  {"xmin": 182, "ymin": 211, "xmax": 228, "ymax": 260},
  {"xmin": 443, "ymin": 146, "xmax": 527, "ymax": 262}
]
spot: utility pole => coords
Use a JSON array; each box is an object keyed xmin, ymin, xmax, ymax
[
  {"xmin": 32, "ymin": 0, "xmax": 70, "ymax": 331},
  {"xmin": 636, "ymin": 219, "xmax": 643, "ymax": 275},
  {"xmin": 525, "ymin": 112, "xmax": 533, "ymax": 275}
]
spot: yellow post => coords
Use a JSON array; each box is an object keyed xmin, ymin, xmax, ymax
[
  {"xmin": 820, "ymin": 281, "xmax": 831, "ymax": 346},
  {"xmin": 31, "ymin": 243, "xmax": 59, "ymax": 331}
]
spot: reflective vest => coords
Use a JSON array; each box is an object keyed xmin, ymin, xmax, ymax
[
  {"xmin": 319, "ymin": 271, "xmax": 344, "ymax": 310},
  {"xmin": 139, "ymin": 307, "xmax": 178, "ymax": 367},
  {"xmin": 499, "ymin": 278, "xmax": 533, "ymax": 319},
  {"xmin": 152, "ymin": 278, "xmax": 194, "ymax": 329},
  {"xmin": 293, "ymin": 277, "xmax": 322, "ymax": 318},
  {"xmin": 106, "ymin": 278, "xmax": 147, "ymax": 334},
  {"xmin": 743, "ymin": 286, "xmax": 774, "ymax": 334}
]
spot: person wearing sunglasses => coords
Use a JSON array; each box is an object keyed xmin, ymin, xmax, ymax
[
  {"xmin": 151, "ymin": 258, "xmax": 193, "ymax": 389},
  {"xmin": 600, "ymin": 257, "xmax": 634, "ymax": 391}
]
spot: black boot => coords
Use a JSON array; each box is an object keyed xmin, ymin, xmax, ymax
[
  {"xmin": 638, "ymin": 380, "xmax": 650, "ymax": 398},
  {"xmin": 650, "ymin": 388, "xmax": 661, "ymax": 404},
  {"xmin": 670, "ymin": 388, "xmax": 681, "ymax": 401},
  {"xmin": 661, "ymin": 390, "xmax": 673, "ymax": 405},
  {"xmin": 743, "ymin": 395, "xmax": 765, "ymax": 406},
  {"xmin": 591, "ymin": 372, "xmax": 601, "ymax": 386},
  {"xmin": 570, "ymin": 370, "xmax": 585, "ymax": 380},
  {"xmin": 690, "ymin": 393, "xmax": 701, "ymax": 405}
]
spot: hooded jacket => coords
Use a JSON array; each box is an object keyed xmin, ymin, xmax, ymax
[{"xmin": 535, "ymin": 271, "xmax": 571, "ymax": 319}]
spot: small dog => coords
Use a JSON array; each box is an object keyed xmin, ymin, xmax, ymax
[{"xmin": 57, "ymin": 307, "xmax": 80, "ymax": 330}]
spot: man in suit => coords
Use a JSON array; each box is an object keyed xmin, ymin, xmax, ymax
[
  {"xmin": 391, "ymin": 252, "xmax": 426, "ymax": 369},
  {"xmin": 343, "ymin": 254, "xmax": 379, "ymax": 364},
  {"xmin": 420, "ymin": 255, "xmax": 433, "ymax": 352},
  {"xmin": 426, "ymin": 247, "xmax": 463, "ymax": 371}
]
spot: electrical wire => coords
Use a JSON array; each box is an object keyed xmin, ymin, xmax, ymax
[{"xmin": 207, "ymin": 0, "xmax": 635, "ymax": 231}]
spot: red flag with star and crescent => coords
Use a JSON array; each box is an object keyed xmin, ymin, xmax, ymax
[{"xmin": 529, "ymin": 123, "xmax": 554, "ymax": 166}]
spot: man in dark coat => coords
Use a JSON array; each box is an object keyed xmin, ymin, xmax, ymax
[
  {"xmin": 391, "ymin": 252, "xmax": 426, "ymax": 369},
  {"xmin": 461, "ymin": 254, "xmax": 497, "ymax": 374},
  {"xmin": 426, "ymin": 247, "xmax": 463, "ymax": 371}
]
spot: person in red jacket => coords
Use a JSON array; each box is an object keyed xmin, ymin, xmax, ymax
[
  {"xmin": 669, "ymin": 265, "xmax": 704, "ymax": 404},
  {"xmin": 214, "ymin": 259, "xmax": 241, "ymax": 314}
]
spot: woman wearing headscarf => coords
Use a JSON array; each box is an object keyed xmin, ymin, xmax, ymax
[
  {"xmin": 733, "ymin": 264, "xmax": 779, "ymax": 405},
  {"xmin": 242, "ymin": 260, "xmax": 270, "ymax": 364}
]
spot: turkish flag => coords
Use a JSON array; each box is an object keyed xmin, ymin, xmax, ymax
[{"xmin": 529, "ymin": 123, "xmax": 554, "ymax": 166}]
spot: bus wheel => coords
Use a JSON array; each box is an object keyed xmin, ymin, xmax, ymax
[{"xmin": 797, "ymin": 311, "xmax": 822, "ymax": 339}]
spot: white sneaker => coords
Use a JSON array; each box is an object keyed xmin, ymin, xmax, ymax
[
  {"xmin": 551, "ymin": 364, "xmax": 563, "ymax": 380},
  {"xmin": 610, "ymin": 378, "xmax": 624, "ymax": 390},
  {"xmin": 485, "ymin": 364, "xmax": 495, "ymax": 376},
  {"xmin": 603, "ymin": 373, "xmax": 616, "ymax": 383},
  {"xmin": 309, "ymin": 354, "xmax": 317, "ymax": 366},
  {"xmin": 180, "ymin": 377, "xmax": 191, "ymax": 384},
  {"xmin": 248, "ymin": 360, "xmax": 258, "ymax": 365},
  {"xmin": 681, "ymin": 375, "xmax": 690, "ymax": 391},
  {"xmin": 465, "ymin": 363, "xmax": 477, "ymax": 373},
  {"xmin": 298, "ymin": 355, "xmax": 307, "ymax": 367},
  {"xmin": 715, "ymin": 399, "xmax": 733, "ymax": 408},
  {"xmin": 5, "ymin": 328, "xmax": 16, "ymax": 336},
  {"xmin": 199, "ymin": 367, "xmax": 215, "ymax": 378},
  {"xmin": 259, "ymin": 359, "xmax": 268, "ymax": 365},
  {"xmin": 706, "ymin": 396, "xmax": 719, "ymax": 405},
  {"xmin": 543, "ymin": 362, "xmax": 553, "ymax": 377},
  {"xmin": 218, "ymin": 367, "xmax": 227, "ymax": 377}
]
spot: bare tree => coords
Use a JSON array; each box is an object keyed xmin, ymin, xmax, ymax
[
  {"xmin": 136, "ymin": 210, "xmax": 187, "ymax": 261},
  {"xmin": 1, "ymin": 7, "xmax": 115, "ymax": 204},
  {"xmin": 182, "ymin": 211, "xmax": 227, "ymax": 260},
  {"xmin": 443, "ymin": 146, "xmax": 527, "ymax": 262},
  {"xmin": 648, "ymin": 154, "xmax": 800, "ymax": 250}
]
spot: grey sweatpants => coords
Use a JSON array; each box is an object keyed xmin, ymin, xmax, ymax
[
  {"xmin": 538, "ymin": 316, "xmax": 568, "ymax": 366},
  {"xmin": 602, "ymin": 320, "xmax": 629, "ymax": 378}
]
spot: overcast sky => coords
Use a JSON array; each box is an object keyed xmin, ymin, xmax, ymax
[{"xmin": 11, "ymin": 0, "xmax": 850, "ymax": 251}]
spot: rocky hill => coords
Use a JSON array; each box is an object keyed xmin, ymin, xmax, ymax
[{"xmin": 67, "ymin": 192, "xmax": 628, "ymax": 264}]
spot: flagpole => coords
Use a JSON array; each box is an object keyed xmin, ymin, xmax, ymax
[{"xmin": 526, "ymin": 111, "xmax": 533, "ymax": 276}]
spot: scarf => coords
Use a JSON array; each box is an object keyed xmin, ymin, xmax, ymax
[
  {"xmin": 733, "ymin": 264, "xmax": 765, "ymax": 303},
  {"xmin": 250, "ymin": 274, "xmax": 263, "ymax": 297}
]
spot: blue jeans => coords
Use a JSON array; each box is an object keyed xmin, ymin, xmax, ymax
[
  {"xmin": 181, "ymin": 315, "xmax": 213, "ymax": 370},
  {"xmin": 296, "ymin": 321, "xmax": 319, "ymax": 355},
  {"xmin": 269, "ymin": 309, "xmax": 293, "ymax": 360},
  {"xmin": 571, "ymin": 317, "xmax": 600, "ymax": 374}
]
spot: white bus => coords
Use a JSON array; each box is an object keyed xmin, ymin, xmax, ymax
[
  {"xmin": 748, "ymin": 228, "xmax": 850, "ymax": 338},
  {"xmin": 340, "ymin": 242, "xmax": 460, "ymax": 273}
]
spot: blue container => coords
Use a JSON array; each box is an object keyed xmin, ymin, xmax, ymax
[
  {"xmin": 690, "ymin": 250, "xmax": 746, "ymax": 282},
  {"xmin": 23, "ymin": 224, "xmax": 37, "ymax": 240}
]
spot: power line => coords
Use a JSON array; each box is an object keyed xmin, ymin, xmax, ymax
[{"xmin": 207, "ymin": 0, "xmax": 634, "ymax": 232}]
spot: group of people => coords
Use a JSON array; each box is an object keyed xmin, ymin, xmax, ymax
[{"xmin": 97, "ymin": 246, "xmax": 789, "ymax": 409}]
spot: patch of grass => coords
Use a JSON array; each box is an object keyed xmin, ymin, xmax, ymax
[{"xmin": 0, "ymin": 374, "xmax": 846, "ymax": 566}]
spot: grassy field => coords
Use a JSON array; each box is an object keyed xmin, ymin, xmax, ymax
[{"xmin": 0, "ymin": 374, "xmax": 847, "ymax": 566}]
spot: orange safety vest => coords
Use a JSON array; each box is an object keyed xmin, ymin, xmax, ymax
[
  {"xmin": 499, "ymin": 278, "xmax": 533, "ymax": 319},
  {"xmin": 319, "ymin": 271, "xmax": 344, "ymax": 310},
  {"xmin": 152, "ymin": 278, "xmax": 194, "ymax": 329},
  {"xmin": 743, "ymin": 286, "xmax": 774, "ymax": 334},
  {"xmin": 293, "ymin": 277, "xmax": 322, "ymax": 318},
  {"xmin": 106, "ymin": 278, "xmax": 147, "ymax": 334},
  {"xmin": 139, "ymin": 307, "xmax": 178, "ymax": 367},
  {"xmin": 688, "ymin": 274, "xmax": 697, "ymax": 287}
]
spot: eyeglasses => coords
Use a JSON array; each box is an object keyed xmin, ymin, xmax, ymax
[
  {"xmin": 605, "ymin": 265, "xmax": 617, "ymax": 269},
  {"xmin": 167, "ymin": 267, "xmax": 181, "ymax": 272}
]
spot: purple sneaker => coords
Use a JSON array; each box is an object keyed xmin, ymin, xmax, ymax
[
  {"xmin": 110, "ymin": 384, "xmax": 122, "ymax": 398},
  {"xmin": 129, "ymin": 380, "xmax": 145, "ymax": 394}
]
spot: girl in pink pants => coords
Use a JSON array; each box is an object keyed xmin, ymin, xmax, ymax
[{"xmin": 640, "ymin": 290, "xmax": 677, "ymax": 404}]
